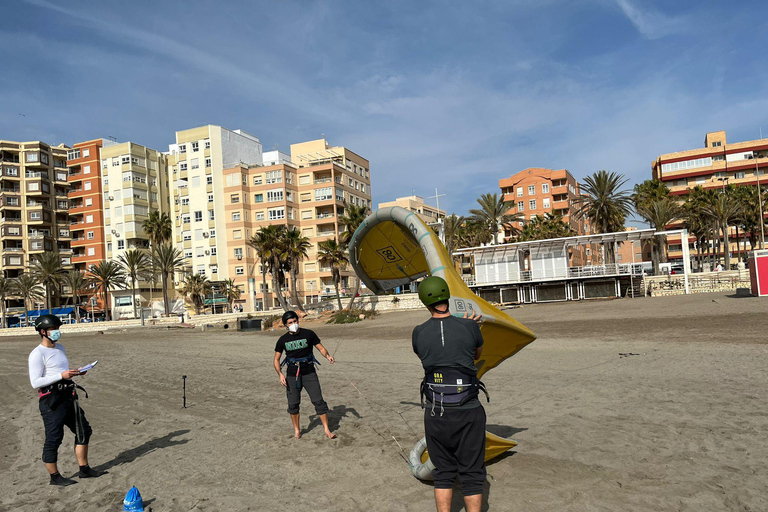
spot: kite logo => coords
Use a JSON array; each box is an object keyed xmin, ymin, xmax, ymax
[{"xmin": 377, "ymin": 246, "xmax": 403, "ymax": 263}]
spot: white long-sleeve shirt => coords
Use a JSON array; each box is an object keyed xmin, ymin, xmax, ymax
[{"xmin": 28, "ymin": 344, "xmax": 69, "ymax": 389}]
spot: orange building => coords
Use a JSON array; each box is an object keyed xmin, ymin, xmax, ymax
[
  {"xmin": 67, "ymin": 139, "xmax": 111, "ymax": 273},
  {"xmin": 499, "ymin": 168, "xmax": 588, "ymax": 238}
]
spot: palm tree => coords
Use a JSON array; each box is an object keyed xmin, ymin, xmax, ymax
[
  {"xmin": 249, "ymin": 225, "xmax": 289, "ymax": 311},
  {"xmin": 177, "ymin": 273, "xmax": 212, "ymax": 315},
  {"xmin": 152, "ymin": 243, "xmax": 186, "ymax": 316},
  {"xmin": 317, "ymin": 238, "xmax": 349, "ymax": 311},
  {"xmin": 703, "ymin": 191, "xmax": 742, "ymax": 270},
  {"xmin": 457, "ymin": 219, "xmax": 493, "ymax": 248},
  {"xmin": 248, "ymin": 232, "xmax": 271, "ymax": 311},
  {"xmin": 221, "ymin": 278, "xmax": 242, "ymax": 313},
  {"xmin": 637, "ymin": 197, "xmax": 683, "ymax": 274},
  {"xmin": 13, "ymin": 274, "xmax": 44, "ymax": 327},
  {"xmin": 574, "ymin": 170, "xmax": 633, "ymax": 263},
  {"xmin": 118, "ymin": 249, "xmax": 151, "ymax": 323},
  {"xmin": 61, "ymin": 270, "xmax": 87, "ymax": 323},
  {"xmin": 469, "ymin": 193, "xmax": 523, "ymax": 244},
  {"xmin": 0, "ymin": 277, "xmax": 13, "ymax": 328},
  {"xmin": 443, "ymin": 214, "xmax": 466, "ymax": 256},
  {"xmin": 632, "ymin": 179, "xmax": 670, "ymax": 212},
  {"xmin": 517, "ymin": 213, "xmax": 576, "ymax": 242},
  {"xmin": 88, "ymin": 260, "xmax": 127, "ymax": 321},
  {"xmin": 142, "ymin": 211, "xmax": 173, "ymax": 248},
  {"xmin": 29, "ymin": 252, "xmax": 66, "ymax": 311},
  {"xmin": 283, "ymin": 228, "xmax": 312, "ymax": 312},
  {"xmin": 338, "ymin": 204, "xmax": 370, "ymax": 309}
]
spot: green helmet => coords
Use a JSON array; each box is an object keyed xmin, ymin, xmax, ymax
[{"xmin": 418, "ymin": 276, "xmax": 450, "ymax": 307}]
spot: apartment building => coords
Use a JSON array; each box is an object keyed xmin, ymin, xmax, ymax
[
  {"xmin": 652, "ymin": 131, "xmax": 768, "ymax": 264},
  {"xmin": 378, "ymin": 195, "xmax": 445, "ymax": 223},
  {"xmin": 67, "ymin": 139, "xmax": 117, "ymax": 273},
  {"xmin": 219, "ymin": 139, "xmax": 372, "ymax": 311},
  {"xmin": 167, "ymin": 125, "xmax": 264, "ymax": 288},
  {"xmin": 1, "ymin": 140, "xmax": 72, "ymax": 282}
]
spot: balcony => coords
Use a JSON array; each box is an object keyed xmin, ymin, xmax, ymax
[
  {"xmin": 2, "ymin": 255, "xmax": 24, "ymax": 267},
  {"xmin": 27, "ymin": 200, "xmax": 48, "ymax": 209},
  {"xmin": 1, "ymin": 226, "xmax": 22, "ymax": 238},
  {"xmin": 3, "ymin": 246, "xmax": 24, "ymax": 252},
  {"xmin": 58, "ymin": 229, "xmax": 71, "ymax": 238},
  {"xmin": 316, "ymin": 212, "xmax": 334, "ymax": 219},
  {"xmin": 314, "ymin": 178, "xmax": 332, "ymax": 184}
]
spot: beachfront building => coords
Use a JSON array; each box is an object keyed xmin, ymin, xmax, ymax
[
  {"xmin": 378, "ymin": 195, "xmax": 446, "ymax": 224},
  {"xmin": 651, "ymin": 130, "xmax": 768, "ymax": 265},
  {"xmin": 221, "ymin": 139, "xmax": 372, "ymax": 311},
  {"xmin": 1, "ymin": 140, "xmax": 72, "ymax": 284}
]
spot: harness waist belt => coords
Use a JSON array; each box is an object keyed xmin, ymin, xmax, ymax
[
  {"xmin": 281, "ymin": 355, "xmax": 321, "ymax": 389},
  {"xmin": 421, "ymin": 367, "xmax": 489, "ymax": 416}
]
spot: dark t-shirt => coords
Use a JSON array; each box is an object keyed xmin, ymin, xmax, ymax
[
  {"xmin": 412, "ymin": 316, "xmax": 484, "ymax": 409},
  {"xmin": 275, "ymin": 328, "xmax": 322, "ymax": 375}
]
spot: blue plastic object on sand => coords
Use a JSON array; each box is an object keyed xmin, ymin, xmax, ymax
[{"xmin": 123, "ymin": 486, "xmax": 144, "ymax": 512}]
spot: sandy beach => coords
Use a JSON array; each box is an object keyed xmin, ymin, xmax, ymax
[{"xmin": 1, "ymin": 291, "xmax": 767, "ymax": 511}]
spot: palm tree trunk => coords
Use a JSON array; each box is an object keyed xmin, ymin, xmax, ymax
[
  {"xmin": 290, "ymin": 269, "xmax": 304, "ymax": 313},
  {"xmin": 261, "ymin": 270, "xmax": 268, "ymax": 310},
  {"xmin": 74, "ymin": 294, "xmax": 80, "ymax": 323},
  {"xmin": 723, "ymin": 222, "xmax": 731, "ymax": 269},
  {"xmin": 346, "ymin": 278, "xmax": 361, "ymax": 310},
  {"xmin": 1, "ymin": 298, "xmax": 6, "ymax": 329},
  {"xmin": 334, "ymin": 279, "xmax": 343, "ymax": 311},
  {"xmin": 132, "ymin": 277, "xmax": 138, "ymax": 319},
  {"xmin": 162, "ymin": 272, "xmax": 170, "ymax": 316},
  {"xmin": 103, "ymin": 287, "xmax": 110, "ymax": 321},
  {"xmin": 24, "ymin": 301, "xmax": 30, "ymax": 328}
]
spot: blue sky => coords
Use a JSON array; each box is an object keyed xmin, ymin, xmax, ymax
[{"xmin": 2, "ymin": 0, "xmax": 768, "ymax": 217}]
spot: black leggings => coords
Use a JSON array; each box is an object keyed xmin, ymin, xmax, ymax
[
  {"xmin": 285, "ymin": 372, "xmax": 329, "ymax": 415},
  {"xmin": 39, "ymin": 395, "xmax": 92, "ymax": 463},
  {"xmin": 424, "ymin": 406, "xmax": 486, "ymax": 496}
]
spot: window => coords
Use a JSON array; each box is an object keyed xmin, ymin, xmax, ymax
[
  {"xmin": 181, "ymin": 197, "xmax": 190, "ymax": 206},
  {"xmin": 86, "ymin": 214, "xmax": 93, "ymax": 223},
  {"xmin": 197, "ymin": 266, "xmax": 206, "ymax": 276},
  {"xmin": 67, "ymin": 149, "xmax": 81, "ymax": 160},
  {"xmin": 735, "ymin": 172, "xmax": 746, "ymax": 179},
  {"xmin": 711, "ymin": 141, "xmax": 722, "ymax": 147},
  {"xmin": 233, "ymin": 229, "xmax": 242, "ymax": 239},
  {"xmin": 542, "ymin": 183, "xmax": 550, "ymax": 194},
  {"xmin": 192, "ymin": 142, "xmax": 199, "ymax": 152},
  {"xmin": 103, "ymin": 177, "xmax": 109, "ymax": 186},
  {"xmin": 84, "ymin": 181, "xmax": 92, "ymax": 191},
  {"xmin": 184, "ymin": 249, "xmax": 192, "ymax": 259},
  {"xmin": 121, "ymin": 156, "xmax": 130, "ymax": 165},
  {"xmin": 87, "ymin": 231, "xmax": 94, "ymax": 240},
  {"xmin": 107, "ymin": 243, "xmax": 112, "ymax": 252},
  {"xmin": 182, "ymin": 214, "xmax": 190, "ymax": 224},
  {"xmin": 191, "ymin": 158, "xmax": 199, "ymax": 170},
  {"xmin": 179, "ymin": 144, "xmax": 186, "ymax": 153},
  {"xmin": 265, "ymin": 170, "xmax": 282, "ymax": 184},
  {"xmin": 713, "ymin": 155, "xmax": 725, "ymax": 162},
  {"xmin": 253, "ymin": 175, "xmax": 263, "ymax": 185},
  {"xmin": 528, "ymin": 185, "xmax": 535, "ymax": 195},
  {"xmin": 87, "ymin": 247, "xmax": 95, "ymax": 256},
  {"xmin": 183, "ymin": 231, "xmax": 192, "ymax": 241},
  {"xmin": 517, "ymin": 201, "xmax": 524, "ymax": 212},
  {"xmin": 210, "ymin": 229, "xmax": 216, "ymax": 238},
  {"xmin": 529, "ymin": 200, "xmax": 536, "ymax": 210},
  {"xmin": 180, "ymin": 162, "xmax": 188, "ymax": 171},
  {"xmin": 256, "ymin": 212, "xmax": 265, "ymax": 221},
  {"xmin": 268, "ymin": 207, "xmax": 285, "ymax": 220},
  {"xmin": 267, "ymin": 189, "xmax": 284, "ymax": 202},
  {"xmin": 234, "ymin": 248, "xmax": 243, "ymax": 259},
  {"xmin": 299, "ymin": 175, "xmax": 310, "ymax": 185},
  {"xmin": 208, "ymin": 194, "xmax": 214, "ymax": 203},
  {"xmin": 206, "ymin": 176, "xmax": 213, "ymax": 185},
  {"xmin": 211, "ymin": 247, "xmax": 217, "ymax": 256},
  {"xmin": 543, "ymin": 198, "xmax": 550, "ymax": 209},
  {"xmin": 315, "ymin": 187, "xmax": 332, "ymax": 201},
  {"xmin": 112, "ymin": 157, "xmax": 119, "ymax": 167},
  {"xmin": 211, "ymin": 265, "xmax": 218, "ymax": 274},
  {"xmin": 117, "ymin": 240, "xmax": 125, "ymax": 250},
  {"xmin": 30, "ymin": 211, "xmax": 42, "ymax": 220},
  {"xmin": 195, "ymin": 229, "xmax": 203, "ymax": 240},
  {"xmin": 286, "ymin": 191, "xmax": 294, "ymax": 202},
  {"xmin": 254, "ymin": 193, "xmax": 263, "ymax": 203},
  {"xmin": 232, "ymin": 212, "xmax": 241, "ymax": 221},
  {"xmin": 209, "ymin": 210, "xmax": 215, "ymax": 220},
  {"xmin": 83, "ymin": 165, "xmax": 91, "ymax": 174},
  {"xmin": 194, "ymin": 211, "xmax": 203, "ymax": 222},
  {"xmin": 85, "ymin": 198, "xmax": 92, "ymax": 207},
  {"xmin": 82, "ymin": 149, "xmax": 90, "ymax": 157},
  {"xmin": 191, "ymin": 176, "xmax": 200, "ymax": 188},
  {"xmin": 204, "ymin": 140, "xmax": 210, "ymax": 149},
  {"xmin": 205, "ymin": 157, "xmax": 211, "ymax": 167},
  {"xmin": 661, "ymin": 157, "xmax": 712, "ymax": 173},
  {"xmin": 516, "ymin": 187, "xmax": 523, "ymax": 197},
  {"xmin": 231, "ymin": 194, "xmax": 240, "ymax": 204},
  {"xmin": 235, "ymin": 266, "xmax": 244, "ymax": 275}
]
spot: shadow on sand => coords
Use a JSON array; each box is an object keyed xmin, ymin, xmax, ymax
[
  {"xmin": 305, "ymin": 405, "xmax": 362, "ymax": 434},
  {"xmin": 95, "ymin": 429, "xmax": 190, "ymax": 472}
]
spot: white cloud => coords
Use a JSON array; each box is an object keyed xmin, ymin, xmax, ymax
[{"xmin": 614, "ymin": 0, "xmax": 690, "ymax": 39}]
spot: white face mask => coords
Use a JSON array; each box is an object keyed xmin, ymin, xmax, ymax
[{"xmin": 288, "ymin": 323, "xmax": 299, "ymax": 333}]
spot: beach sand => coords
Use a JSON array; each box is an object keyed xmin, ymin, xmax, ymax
[{"xmin": 1, "ymin": 291, "xmax": 766, "ymax": 511}]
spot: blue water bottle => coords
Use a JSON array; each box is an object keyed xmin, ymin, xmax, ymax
[{"xmin": 123, "ymin": 486, "xmax": 144, "ymax": 512}]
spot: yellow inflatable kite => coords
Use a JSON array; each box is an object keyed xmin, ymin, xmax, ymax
[{"xmin": 348, "ymin": 206, "xmax": 537, "ymax": 480}]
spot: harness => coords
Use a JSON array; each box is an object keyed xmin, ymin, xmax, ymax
[
  {"xmin": 280, "ymin": 354, "xmax": 321, "ymax": 389},
  {"xmin": 39, "ymin": 380, "xmax": 89, "ymax": 443},
  {"xmin": 420, "ymin": 367, "xmax": 489, "ymax": 417}
]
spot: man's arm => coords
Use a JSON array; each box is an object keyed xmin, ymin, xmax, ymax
[
  {"xmin": 471, "ymin": 321, "xmax": 484, "ymax": 361},
  {"xmin": 274, "ymin": 352, "xmax": 287, "ymax": 387},
  {"xmin": 28, "ymin": 352, "xmax": 65, "ymax": 389},
  {"xmin": 314, "ymin": 343, "xmax": 335, "ymax": 364}
]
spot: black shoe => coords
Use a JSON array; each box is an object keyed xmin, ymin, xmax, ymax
[
  {"xmin": 50, "ymin": 473, "xmax": 78, "ymax": 486},
  {"xmin": 78, "ymin": 466, "xmax": 107, "ymax": 478}
]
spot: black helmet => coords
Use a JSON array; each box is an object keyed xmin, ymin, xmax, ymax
[
  {"xmin": 282, "ymin": 310, "xmax": 299, "ymax": 325},
  {"xmin": 34, "ymin": 314, "xmax": 62, "ymax": 332}
]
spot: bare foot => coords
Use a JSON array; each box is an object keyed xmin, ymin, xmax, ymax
[
  {"xmin": 294, "ymin": 432, "xmax": 302, "ymax": 440},
  {"xmin": 325, "ymin": 431, "xmax": 337, "ymax": 439}
]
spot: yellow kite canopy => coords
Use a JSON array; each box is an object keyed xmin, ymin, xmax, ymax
[{"xmin": 349, "ymin": 206, "xmax": 537, "ymax": 479}]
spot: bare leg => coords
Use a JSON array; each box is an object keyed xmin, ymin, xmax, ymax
[
  {"xmin": 75, "ymin": 444, "xmax": 88, "ymax": 466},
  {"xmin": 290, "ymin": 413, "xmax": 301, "ymax": 439},
  {"xmin": 434, "ymin": 488, "xmax": 452, "ymax": 512},
  {"xmin": 318, "ymin": 413, "xmax": 337, "ymax": 439},
  {"xmin": 44, "ymin": 462, "xmax": 59, "ymax": 475},
  {"xmin": 464, "ymin": 493, "xmax": 482, "ymax": 512}
]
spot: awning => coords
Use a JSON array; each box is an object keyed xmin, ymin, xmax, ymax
[{"xmin": 16, "ymin": 306, "xmax": 89, "ymax": 319}]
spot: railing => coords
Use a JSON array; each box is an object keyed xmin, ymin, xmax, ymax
[
  {"xmin": 316, "ymin": 213, "xmax": 334, "ymax": 219},
  {"xmin": 4, "ymin": 247, "xmax": 23, "ymax": 252},
  {"xmin": 466, "ymin": 263, "xmax": 644, "ymax": 286},
  {"xmin": 25, "ymin": 172, "xmax": 48, "ymax": 179},
  {"xmin": 59, "ymin": 230, "xmax": 70, "ymax": 237},
  {"xmin": 314, "ymin": 178, "xmax": 332, "ymax": 184}
]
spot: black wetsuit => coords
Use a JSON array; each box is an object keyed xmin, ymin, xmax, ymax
[
  {"xmin": 412, "ymin": 315, "xmax": 486, "ymax": 496},
  {"xmin": 275, "ymin": 328, "xmax": 329, "ymax": 415}
]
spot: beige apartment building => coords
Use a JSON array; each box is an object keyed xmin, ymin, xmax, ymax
[
  {"xmin": 378, "ymin": 195, "xmax": 445, "ymax": 224},
  {"xmin": 652, "ymin": 130, "xmax": 768, "ymax": 265},
  {"xmin": 1, "ymin": 140, "xmax": 72, "ymax": 286},
  {"xmin": 219, "ymin": 139, "xmax": 371, "ymax": 311}
]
